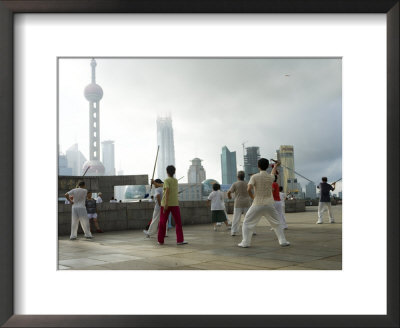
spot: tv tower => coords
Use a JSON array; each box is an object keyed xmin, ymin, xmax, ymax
[{"xmin": 82, "ymin": 58, "xmax": 105, "ymax": 176}]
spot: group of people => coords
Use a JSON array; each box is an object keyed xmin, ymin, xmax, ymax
[{"xmin": 65, "ymin": 158, "xmax": 336, "ymax": 248}]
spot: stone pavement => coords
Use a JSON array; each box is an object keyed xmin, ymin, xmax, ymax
[{"xmin": 58, "ymin": 205, "xmax": 342, "ymax": 270}]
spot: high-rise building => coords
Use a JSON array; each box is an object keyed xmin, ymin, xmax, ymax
[
  {"xmin": 279, "ymin": 145, "xmax": 295, "ymax": 194},
  {"xmin": 157, "ymin": 116, "xmax": 175, "ymax": 180},
  {"xmin": 244, "ymin": 146, "xmax": 260, "ymax": 182},
  {"xmin": 221, "ymin": 146, "xmax": 237, "ymax": 184},
  {"xmin": 188, "ymin": 158, "xmax": 206, "ymax": 184},
  {"xmin": 58, "ymin": 153, "xmax": 73, "ymax": 175},
  {"xmin": 306, "ymin": 181, "xmax": 317, "ymax": 199},
  {"xmin": 82, "ymin": 58, "xmax": 105, "ymax": 176},
  {"xmin": 102, "ymin": 140, "xmax": 115, "ymax": 175},
  {"xmin": 65, "ymin": 143, "xmax": 87, "ymax": 176}
]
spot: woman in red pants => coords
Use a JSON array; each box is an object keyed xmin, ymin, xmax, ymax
[{"xmin": 157, "ymin": 165, "xmax": 188, "ymax": 245}]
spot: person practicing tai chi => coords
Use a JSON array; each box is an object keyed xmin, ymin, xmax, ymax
[
  {"xmin": 143, "ymin": 179, "xmax": 166, "ymax": 238},
  {"xmin": 316, "ymin": 177, "xmax": 336, "ymax": 224},
  {"xmin": 208, "ymin": 183, "xmax": 230, "ymax": 231},
  {"xmin": 86, "ymin": 191, "xmax": 103, "ymax": 233},
  {"xmin": 238, "ymin": 158, "xmax": 290, "ymax": 248},
  {"xmin": 227, "ymin": 170, "xmax": 251, "ymax": 236},
  {"xmin": 278, "ymin": 186, "xmax": 288, "ymax": 229},
  {"xmin": 157, "ymin": 165, "xmax": 188, "ymax": 245},
  {"xmin": 65, "ymin": 181, "xmax": 93, "ymax": 240},
  {"xmin": 272, "ymin": 175, "xmax": 288, "ymax": 229}
]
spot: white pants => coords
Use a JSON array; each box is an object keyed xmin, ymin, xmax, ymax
[
  {"xmin": 70, "ymin": 207, "xmax": 92, "ymax": 238},
  {"xmin": 317, "ymin": 202, "xmax": 334, "ymax": 223},
  {"xmin": 240, "ymin": 204, "xmax": 288, "ymax": 247},
  {"xmin": 274, "ymin": 201, "xmax": 288, "ymax": 229},
  {"xmin": 147, "ymin": 206, "xmax": 161, "ymax": 236},
  {"xmin": 231, "ymin": 207, "xmax": 249, "ymax": 234}
]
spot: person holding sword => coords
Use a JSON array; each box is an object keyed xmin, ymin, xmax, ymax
[
  {"xmin": 157, "ymin": 165, "xmax": 188, "ymax": 245},
  {"xmin": 316, "ymin": 177, "xmax": 336, "ymax": 224},
  {"xmin": 238, "ymin": 158, "xmax": 290, "ymax": 248}
]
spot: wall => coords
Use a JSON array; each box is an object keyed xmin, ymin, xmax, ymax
[
  {"xmin": 58, "ymin": 201, "xmax": 211, "ymax": 236},
  {"xmin": 59, "ymin": 175, "xmax": 148, "ymax": 202}
]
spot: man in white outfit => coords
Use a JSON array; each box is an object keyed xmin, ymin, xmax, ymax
[
  {"xmin": 143, "ymin": 179, "xmax": 165, "ymax": 238},
  {"xmin": 238, "ymin": 158, "xmax": 290, "ymax": 248},
  {"xmin": 65, "ymin": 181, "xmax": 93, "ymax": 240},
  {"xmin": 227, "ymin": 171, "xmax": 251, "ymax": 236}
]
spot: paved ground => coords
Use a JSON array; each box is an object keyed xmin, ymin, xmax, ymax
[{"xmin": 58, "ymin": 205, "xmax": 342, "ymax": 270}]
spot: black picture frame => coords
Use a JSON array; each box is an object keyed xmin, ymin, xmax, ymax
[{"xmin": 0, "ymin": 0, "xmax": 398, "ymax": 327}]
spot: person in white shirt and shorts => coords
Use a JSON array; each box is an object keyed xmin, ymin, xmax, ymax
[{"xmin": 208, "ymin": 183, "xmax": 229, "ymax": 231}]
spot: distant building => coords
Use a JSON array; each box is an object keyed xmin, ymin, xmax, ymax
[
  {"xmin": 157, "ymin": 116, "xmax": 175, "ymax": 180},
  {"xmin": 188, "ymin": 158, "xmax": 206, "ymax": 184},
  {"xmin": 244, "ymin": 146, "xmax": 260, "ymax": 182},
  {"xmin": 59, "ymin": 153, "xmax": 72, "ymax": 175},
  {"xmin": 279, "ymin": 145, "xmax": 295, "ymax": 194},
  {"xmin": 65, "ymin": 143, "xmax": 87, "ymax": 176},
  {"xmin": 178, "ymin": 183, "xmax": 203, "ymax": 201},
  {"xmin": 306, "ymin": 181, "xmax": 317, "ymax": 199},
  {"xmin": 221, "ymin": 146, "xmax": 237, "ymax": 185},
  {"xmin": 102, "ymin": 140, "xmax": 115, "ymax": 175},
  {"xmin": 287, "ymin": 179, "xmax": 303, "ymax": 199}
]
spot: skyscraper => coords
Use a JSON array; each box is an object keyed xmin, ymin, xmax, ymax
[
  {"xmin": 82, "ymin": 58, "xmax": 105, "ymax": 176},
  {"xmin": 102, "ymin": 140, "xmax": 115, "ymax": 175},
  {"xmin": 58, "ymin": 153, "xmax": 73, "ymax": 175},
  {"xmin": 188, "ymin": 158, "xmax": 206, "ymax": 183},
  {"xmin": 306, "ymin": 181, "xmax": 317, "ymax": 199},
  {"xmin": 244, "ymin": 146, "xmax": 260, "ymax": 182},
  {"xmin": 65, "ymin": 143, "xmax": 87, "ymax": 176},
  {"xmin": 279, "ymin": 145, "xmax": 295, "ymax": 194},
  {"xmin": 157, "ymin": 116, "xmax": 175, "ymax": 180},
  {"xmin": 221, "ymin": 146, "xmax": 237, "ymax": 184}
]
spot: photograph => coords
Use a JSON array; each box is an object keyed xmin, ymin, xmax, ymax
[{"xmin": 58, "ymin": 57, "xmax": 343, "ymax": 270}]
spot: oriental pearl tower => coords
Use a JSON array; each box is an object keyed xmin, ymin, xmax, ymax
[{"xmin": 82, "ymin": 59, "xmax": 105, "ymax": 176}]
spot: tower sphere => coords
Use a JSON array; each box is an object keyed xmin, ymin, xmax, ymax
[
  {"xmin": 84, "ymin": 83, "xmax": 103, "ymax": 102},
  {"xmin": 82, "ymin": 160, "xmax": 105, "ymax": 176}
]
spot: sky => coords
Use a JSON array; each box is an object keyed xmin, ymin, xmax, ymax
[{"xmin": 58, "ymin": 57, "xmax": 342, "ymax": 193}]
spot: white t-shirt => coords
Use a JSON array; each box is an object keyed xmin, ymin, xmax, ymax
[
  {"xmin": 208, "ymin": 190, "xmax": 225, "ymax": 211},
  {"xmin": 279, "ymin": 192, "xmax": 286, "ymax": 203},
  {"xmin": 67, "ymin": 188, "xmax": 87, "ymax": 208},
  {"xmin": 154, "ymin": 187, "xmax": 163, "ymax": 209},
  {"xmin": 96, "ymin": 197, "xmax": 103, "ymax": 203}
]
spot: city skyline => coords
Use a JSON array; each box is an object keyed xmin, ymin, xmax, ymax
[{"xmin": 58, "ymin": 58, "xmax": 342, "ymax": 192}]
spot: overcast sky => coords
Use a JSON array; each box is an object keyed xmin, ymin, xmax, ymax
[{"xmin": 59, "ymin": 57, "xmax": 342, "ymax": 192}]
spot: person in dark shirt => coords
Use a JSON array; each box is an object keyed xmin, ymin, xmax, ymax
[
  {"xmin": 86, "ymin": 191, "xmax": 103, "ymax": 233},
  {"xmin": 316, "ymin": 177, "xmax": 336, "ymax": 224}
]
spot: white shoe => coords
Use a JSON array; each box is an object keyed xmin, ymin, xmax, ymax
[
  {"xmin": 177, "ymin": 241, "xmax": 188, "ymax": 245},
  {"xmin": 280, "ymin": 241, "xmax": 290, "ymax": 247},
  {"xmin": 316, "ymin": 221, "xmax": 323, "ymax": 224},
  {"xmin": 329, "ymin": 220, "xmax": 335, "ymax": 224},
  {"xmin": 143, "ymin": 229, "xmax": 149, "ymax": 235},
  {"xmin": 238, "ymin": 242, "xmax": 249, "ymax": 248}
]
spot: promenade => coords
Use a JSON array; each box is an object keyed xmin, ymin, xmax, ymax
[{"xmin": 58, "ymin": 205, "xmax": 342, "ymax": 270}]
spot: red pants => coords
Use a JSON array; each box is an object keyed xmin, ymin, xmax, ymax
[{"xmin": 158, "ymin": 206, "xmax": 184, "ymax": 244}]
